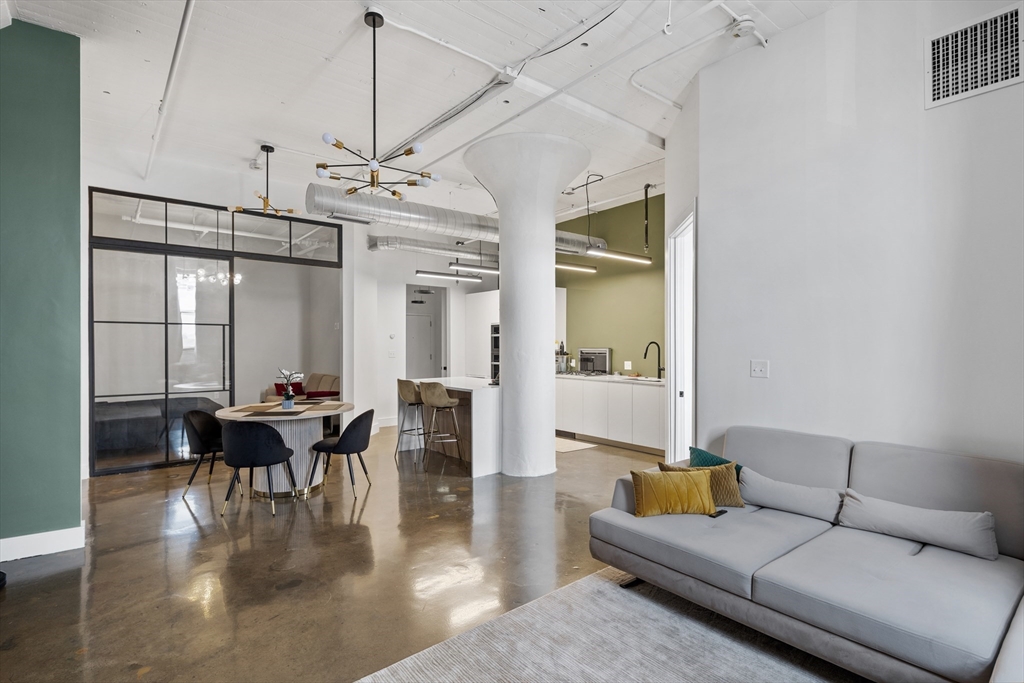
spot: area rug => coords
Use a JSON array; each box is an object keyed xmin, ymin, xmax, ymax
[
  {"xmin": 555, "ymin": 437, "xmax": 598, "ymax": 452},
  {"xmin": 357, "ymin": 567, "xmax": 867, "ymax": 683}
]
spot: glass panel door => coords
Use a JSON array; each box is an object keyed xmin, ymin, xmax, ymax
[{"xmin": 91, "ymin": 247, "xmax": 233, "ymax": 474}]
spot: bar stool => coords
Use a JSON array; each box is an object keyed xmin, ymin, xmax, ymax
[
  {"xmin": 394, "ymin": 379, "xmax": 427, "ymax": 460},
  {"xmin": 420, "ymin": 382, "xmax": 464, "ymax": 461}
]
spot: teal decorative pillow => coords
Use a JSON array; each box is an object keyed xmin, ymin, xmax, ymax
[{"xmin": 689, "ymin": 446, "xmax": 742, "ymax": 476}]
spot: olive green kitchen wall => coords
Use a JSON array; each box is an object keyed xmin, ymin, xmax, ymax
[
  {"xmin": 556, "ymin": 194, "xmax": 665, "ymax": 377},
  {"xmin": 0, "ymin": 20, "xmax": 82, "ymax": 542}
]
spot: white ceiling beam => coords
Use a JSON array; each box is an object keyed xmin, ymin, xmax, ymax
[{"xmin": 514, "ymin": 74, "xmax": 665, "ymax": 150}]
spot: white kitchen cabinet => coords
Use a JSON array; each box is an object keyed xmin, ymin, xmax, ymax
[
  {"xmin": 606, "ymin": 382, "xmax": 633, "ymax": 444},
  {"xmin": 581, "ymin": 379, "xmax": 609, "ymax": 438},
  {"xmin": 556, "ymin": 376, "xmax": 583, "ymax": 434},
  {"xmin": 465, "ymin": 288, "xmax": 566, "ymax": 379},
  {"xmin": 631, "ymin": 383, "xmax": 664, "ymax": 449},
  {"xmin": 465, "ymin": 290, "xmax": 499, "ymax": 378}
]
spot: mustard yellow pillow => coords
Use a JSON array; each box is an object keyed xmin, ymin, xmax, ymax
[
  {"xmin": 631, "ymin": 469, "xmax": 717, "ymax": 517},
  {"xmin": 659, "ymin": 461, "xmax": 745, "ymax": 508}
]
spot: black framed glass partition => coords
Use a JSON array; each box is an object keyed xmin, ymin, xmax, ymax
[{"xmin": 89, "ymin": 188, "xmax": 342, "ymax": 475}]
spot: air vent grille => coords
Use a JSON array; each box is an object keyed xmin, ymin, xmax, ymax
[{"xmin": 926, "ymin": 5, "xmax": 1022, "ymax": 108}]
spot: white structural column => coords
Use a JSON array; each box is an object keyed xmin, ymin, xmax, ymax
[{"xmin": 464, "ymin": 133, "xmax": 590, "ymax": 476}]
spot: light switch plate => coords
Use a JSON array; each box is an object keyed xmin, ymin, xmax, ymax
[
  {"xmin": 624, "ymin": 361, "xmax": 632, "ymax": 370},
  {"xmin": 388, "ymin": 349, "xmax": 396, "ymax": 359},
  {"xmin": 750, "ymin": 360, "xmax": 769, "ymax": 378}
]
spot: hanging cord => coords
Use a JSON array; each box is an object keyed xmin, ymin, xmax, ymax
[
  {"xmin": 643, "ymin": 183, "xmax": 652, "ymax": 253},
  {"xmin": 372, "ymin": 23, "xmax": 377, "ymax": 159},
  {"xmin": 584, "ymin": 173, "xmax": 603, "ymax": 247},
  {"xmin": 664, "ymin": 0, "xmax": 673, "ymax": 35}
]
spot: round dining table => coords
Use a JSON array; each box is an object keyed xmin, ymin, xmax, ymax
[{"xmin": 216, "ymin": 400, "xmax": 354, "ymax": 498}]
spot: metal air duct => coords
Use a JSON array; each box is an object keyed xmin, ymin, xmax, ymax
[{"xmin": 306, "ymin": 183, "xmax": 605, "ymax": 254}]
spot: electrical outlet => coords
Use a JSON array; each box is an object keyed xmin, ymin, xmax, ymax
[
  {"xmin": 624, "ymin": 361, "xmax": 632, "ymax": 370},
  {"xmin": 388, "ymin": 349, "xmax": 396, "ymax": 359},
  {"xmin": 750, "ymin": 360, "xmax": 769, "ymax": 378}
]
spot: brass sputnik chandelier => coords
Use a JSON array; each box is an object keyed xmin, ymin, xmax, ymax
[
  {"xmin": 229, "ymin": 144, "xmax": 301, "ymax": 215},
  {"xmin": 315, "ymin": 8, "xmax": 441, "ymax": 199}
]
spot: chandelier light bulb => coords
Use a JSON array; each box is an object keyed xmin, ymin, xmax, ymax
[
  {"xmin": 316, "ymin": 168, "xmax": 330, "ymax": 178},
  {"xmin": 368, "ymin": 159, "xmax": 380, "ymax": 172},
  {"xmin": 417, "ymin": 177, "xmax": 432, "ymax": 187},
  {"xmin": 411, "ymin": 142, "xmax": 423, "ymax": 154},
  {"xmin": 432, "ymin": 173, "xmax": 442, "ymax": 182},
  {"xmin": 197, "ymin": 268, "xmax": 206, "ymax": 276},
  {"xmin": 322, "ymin": 132, "xmax": 336, "ymax": 145}
]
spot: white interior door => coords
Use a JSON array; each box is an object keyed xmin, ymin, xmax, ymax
[
  {"xmin": 666, "ymin": 209, "xmax": 696, "ymax": 462},
  {"xmin": 406, "ymin": 314, "xmax": 436, "ymax": 379}
]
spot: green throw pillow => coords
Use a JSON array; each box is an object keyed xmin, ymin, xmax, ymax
[{"xmin": 689, "ymin": 446, "xmax": 742, "ymax": 477}]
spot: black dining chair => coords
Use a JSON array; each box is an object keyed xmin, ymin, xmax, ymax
[
  {"xmin": 182, "ymin": 410, "xmax": 225, "ymax": 499},
  {"xmin": 221, "ymin": 421, "xmax": 299, "ymax": 516},
  {"xmin": 311, "ymin": 409, "xmax": 374, "ymax": 498}
]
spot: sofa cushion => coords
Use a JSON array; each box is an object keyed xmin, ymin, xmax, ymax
[
  {"xmin": 839, "ymin": 488, "xmax": 998, "ymax": 560},
  {"xmin": 589, "ymin": 505, "xmax": 831, "ymax": 599},
  {"xmin": 739, "ymin": 467, "xmax": 842, "ymax": 523},
  {"xmin": 752, "ymin": 526, "xmax": 1024, "ymax": 683},
  {"xmin": 850, "ymin": 441, "xmax": 1024, "ymax": 560},
  {"xmin": 723, "ymin": 426, "xmax": 852, "ymax": 489}
]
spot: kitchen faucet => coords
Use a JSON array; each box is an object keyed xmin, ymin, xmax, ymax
[{"xmin": 644, "ymin": 341, "xmax": 665, "ymax": 380}]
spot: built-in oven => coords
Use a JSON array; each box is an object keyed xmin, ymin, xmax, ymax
[{"xmin": 578, "ymin": 348, "xmax": 611, "ymax": 375}]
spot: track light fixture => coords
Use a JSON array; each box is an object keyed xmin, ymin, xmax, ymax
[
  {"xmin": 449, "ymin": 261, "xmax": 500, "ymax": 275},
  {"xmin": 585, "ymin": 246, "xmax": 653, "ymax": 265},
  {"xmin": 416, "ymin": 269, "xmax": 482, "ymax": 283},
  {"xmin": 315, "ymin": 8, "xmax": 441, "ymax": 200},
  {"xmin": 229, "ymin": 145, "xmax": 300, "ymax": 215},
  {"xmin": 555, "ymin": 262, "xmax": 598, "ymax": 273}
]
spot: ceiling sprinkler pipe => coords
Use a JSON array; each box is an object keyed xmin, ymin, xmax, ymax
[{"xmin": 306, "ymin": 183, "xmax": 606, "ymax": 254}]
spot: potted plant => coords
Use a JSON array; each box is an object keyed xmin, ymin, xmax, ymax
[{"xmin": 277, "ymin": 368, "xmax": 304, "ymax": 409}]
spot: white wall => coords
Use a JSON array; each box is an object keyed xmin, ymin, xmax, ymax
[{"xmin": 669, "ymin": 1, "xmax": 1024, "ymax": 462}]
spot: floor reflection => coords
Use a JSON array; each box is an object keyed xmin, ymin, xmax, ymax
[{"xmin": 0, "ymin": 430, "xmax": 658, "ymax": 683}]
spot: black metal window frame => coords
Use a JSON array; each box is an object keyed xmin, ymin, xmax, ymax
[{"xmin": 88, "ymin": 187, "xmax": 343, "ymax": 477}]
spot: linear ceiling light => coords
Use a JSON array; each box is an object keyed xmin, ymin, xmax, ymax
[
  {"xmin": 555, "ymin": 262, "xmax": 598, "ymax": 273},
  {"xmin": 585, "ymin": 246, "xmax": 653, "ymax": 265},
  {"xmin": 449, "ymin": 261, "xmax": 499, "ymax": 275},
  {"xmin": 416, "ymin": 269, "xmax": 483, "ymax": 283}
]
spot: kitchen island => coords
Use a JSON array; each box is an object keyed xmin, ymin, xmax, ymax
[{"xmin": 396, "ymin": 376, "xmax": 501, "ymax": 478}]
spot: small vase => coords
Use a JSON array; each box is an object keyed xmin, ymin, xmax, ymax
[{"xmin": 282, "ymin": 398, "xmax": 295, "ymax": 409}]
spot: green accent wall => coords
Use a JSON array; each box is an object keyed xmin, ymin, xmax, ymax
[
  {"xmin": 0, "ymin": 20, "xmax": 81, "ymax": 540},
  {"xmin": 556, "ymin": 194, "xmax": 665, "ymax": 377}
]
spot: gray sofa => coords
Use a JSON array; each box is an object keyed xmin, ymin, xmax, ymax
[{"xmin": 589, "ymin": 426, "xmax": 1024, "ymax": 683}]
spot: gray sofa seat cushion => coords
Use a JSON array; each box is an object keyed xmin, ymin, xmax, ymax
[
  {"xmin": 752, "ymin": 526, "xmax": 1024, "ymax": 683},
  {"xmin": 589, "ymin": 506, "xmax": 831, "ymax": 599}
]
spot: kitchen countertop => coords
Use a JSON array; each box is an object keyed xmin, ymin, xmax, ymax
[
  {"xmin": 413, "ymin": 376, "xmax": 500, "ymax": 391},
  {"xmin": 555, "ymin": 373, "xmax": 666, "ymax": 386}
]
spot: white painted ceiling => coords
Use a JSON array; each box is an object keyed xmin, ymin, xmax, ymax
[{"xmin": 9, "ymin": 0, "xmax": 837, "ymax": 217}]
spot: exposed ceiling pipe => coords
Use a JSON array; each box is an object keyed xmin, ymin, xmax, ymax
[
  {"xmin": 718, "ymin": 2, "xmax": 768, "ymax": 47},
  {"xmin": 629, "ymin": 23, "xmax": 734, "ymax": 109},
  {"xmin": 143, "ymin": 0, "xmax": 196, "ymax": 180},
  {"xmin": 368, "ymin": 235, "xmax": 498, "ymax": 262},
  {"xmin": 306, "ymin": 182, "xmax": 606, "ymax": 254},
  {"xmin": 380, "ymin": 3, "xmax": 663, "ymax": 155},
  {"xmin": 379, "ymin": 1, "xmax": 688, "ymax": 183}
]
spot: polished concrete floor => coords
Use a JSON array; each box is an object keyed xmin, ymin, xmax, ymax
[{"xmin": 0, "ymin": 430, "xmax": 658, "ymax": 682}]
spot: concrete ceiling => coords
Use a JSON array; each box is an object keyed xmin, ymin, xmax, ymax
[{"xmin": 9, "ymin": 0, "xmax": 838, "ymax": 216}]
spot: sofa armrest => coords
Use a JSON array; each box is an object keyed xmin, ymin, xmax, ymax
[
  {"xmin": 610, "ymin": 475, "xmax": 635, "ymax": 514},
  {"xmin": 991, "ymin": 597, "xmax": 1024, "ymax": 683}
]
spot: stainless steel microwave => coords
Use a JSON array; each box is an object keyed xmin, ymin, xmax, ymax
[{"xmin": 578, "ymin": 348, "xmax": 611, "ymax": 374}]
